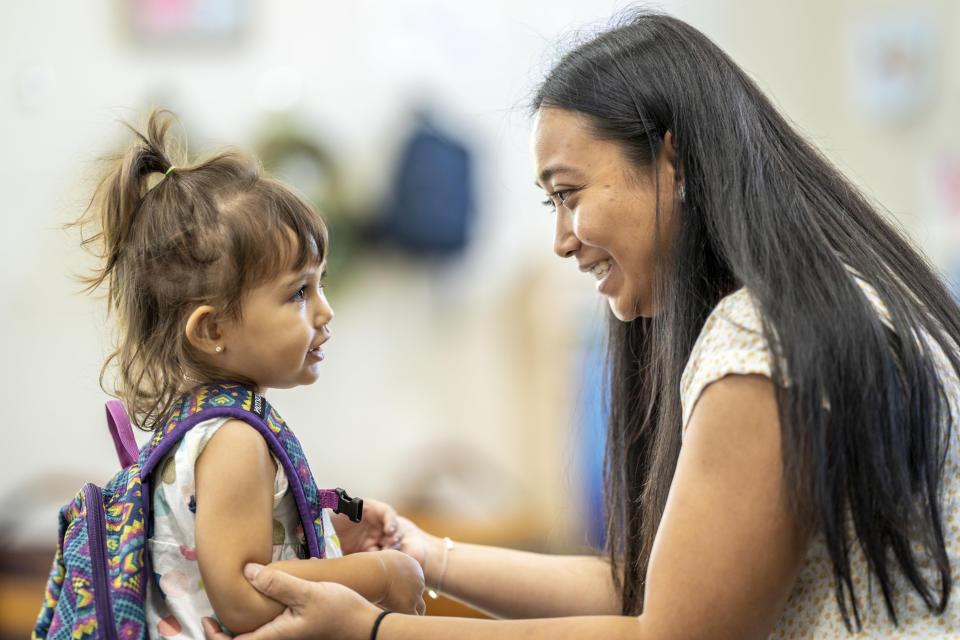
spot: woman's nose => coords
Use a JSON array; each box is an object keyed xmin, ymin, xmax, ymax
[{"xmin": 553, "ymin": 210, "xmax": 579, "ymax": 258}]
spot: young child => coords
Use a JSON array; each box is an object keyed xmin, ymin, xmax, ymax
[{"xmin": 76, "ymin": 110, "xmax": 425, "ymax": 638}]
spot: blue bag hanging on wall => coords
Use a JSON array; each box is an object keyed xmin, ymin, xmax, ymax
[{"xmin": 373, "ymin": 110, "xmax": 475, "ymax": 256}]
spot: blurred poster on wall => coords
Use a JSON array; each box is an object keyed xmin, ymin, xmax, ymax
[
  {"xmin": 129, "ymin": 0, "xmax": 249, "ymax": 44},
  {"xmin": 848, "ymin": 9, "xmax": 939, "ymax": 125},
  {"xmin": 928, "ymin": 151, "xmax": 960, "ymax": 299}
]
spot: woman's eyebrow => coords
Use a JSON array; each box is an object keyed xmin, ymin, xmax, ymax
[{"xmin": 536, "ymin": 164, "xmax": 582, "ymax": 188}]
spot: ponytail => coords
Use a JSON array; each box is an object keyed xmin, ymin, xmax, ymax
[{"xmin": 79, "ymin": 111, "xmax": 179, "ymax": 298}]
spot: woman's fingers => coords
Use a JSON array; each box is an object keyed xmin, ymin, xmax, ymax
[
  {"xmin": 201, "ymin": 617, "xmax": 229, "ymax": 640},
  {"xmin": 244, "ymin": 563, "xmax": 308, "ymax": 607}
]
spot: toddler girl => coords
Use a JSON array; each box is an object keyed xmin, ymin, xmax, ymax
[{"xmin": 76, "ymin": 110, "xmax": 424, "ymax": 638}]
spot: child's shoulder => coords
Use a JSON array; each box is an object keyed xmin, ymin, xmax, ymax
[{"xmin": 199, "ymin": 418, "xmax": 276, "ymax": 467}]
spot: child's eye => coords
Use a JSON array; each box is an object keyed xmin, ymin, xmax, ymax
[{"xmin": 291, "ymin": 286, "xmax": 306, "ymax": 302}]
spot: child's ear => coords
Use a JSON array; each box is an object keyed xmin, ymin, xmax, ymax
[{"xmin": 184, "ymin": 305, "xmax": 224, "ymax": 355}]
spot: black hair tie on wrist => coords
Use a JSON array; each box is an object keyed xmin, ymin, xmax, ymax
[{"xmin": 370, "ymin": 610, "xmax": 392, "ymax": 640}]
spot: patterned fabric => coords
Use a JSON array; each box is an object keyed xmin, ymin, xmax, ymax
[
  {"xmin": 144, "ymin": 417, "xmax": 342, "ymax": 639},
  {"xmin": 34, "ymin": 383, "xmax": 333, "ymax": 640},
  {"xmin": 144, "ymin": 384, "xmax": 330, "ymax": 559},
  {"xmin": 680, "ymin": 284, "xmax": 960, "ymax": 637},
  {"xmin": 33, "ymin": 471, "xmax": 147, "ymax": 640}
]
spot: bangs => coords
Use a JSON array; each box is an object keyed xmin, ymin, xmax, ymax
[
  {"xmin": 216, "ymin": 177, "xmax": 328, "ymax": 313},
  {"xmin": 252, "ymin": 182, "xmax": 328, "ymax": 279}
]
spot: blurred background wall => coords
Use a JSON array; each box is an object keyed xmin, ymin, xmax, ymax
[{"xmin": 2, "ymin": 0, "xmax": 960, "ymax": 634}]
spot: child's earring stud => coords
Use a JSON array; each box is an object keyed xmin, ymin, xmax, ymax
[{"xmin": 215, "ymin": 345, "xmax": 223, "ymax": 353}]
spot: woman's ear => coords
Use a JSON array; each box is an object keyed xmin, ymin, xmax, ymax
[
  {"xmin": 662, "ymin": 130, "xmax": 677, "ymax": 170},
  {"xmin": 184, "ymin": 305, "xmax": 224, "ymax": 355},
  {"xmin": 661, "ymin": 130, "xmax": 683, "ymax": 195}
]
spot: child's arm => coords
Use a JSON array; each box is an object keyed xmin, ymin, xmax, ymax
[{"xmin": 193, "ymin": 419, "xmax": 424, "ymax": 634}]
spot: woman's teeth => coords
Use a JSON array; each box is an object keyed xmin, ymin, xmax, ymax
[{"xmin": 590, "ymin": 260, "xmax": 612, "ymax": 280}]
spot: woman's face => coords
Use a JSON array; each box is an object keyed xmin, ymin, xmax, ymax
[{"xmin": 531, "ymin": 107, "xmax": 678, "ymax": 320}]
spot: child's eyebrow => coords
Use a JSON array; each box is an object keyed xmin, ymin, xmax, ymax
[
  {"xmin": 281, "ymin": 273, "xmax": 304, "ymax": 288},
  {"xmin": 282, "ymin": 263, "xmax": 326, "ymax": 287}
]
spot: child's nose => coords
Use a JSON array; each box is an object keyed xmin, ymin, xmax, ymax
[{"xmin": 315, "ymin": 296, "xmax": 333, "ymax": 326}]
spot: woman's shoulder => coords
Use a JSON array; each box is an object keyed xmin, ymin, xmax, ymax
[
  {"xmin": 706, "ymin": 287, "xmax": 765, "ymax": 332},
  {"xmin": 680, "ymin": 288, "xmax": 771, "ymax": 428},
  {"xmin": 680, "ymin": 276, "xmax": 960, "ymax": 430},
  {"xmin": 683, "ymin": 287, "xmax": 769, "ymax": 375}
]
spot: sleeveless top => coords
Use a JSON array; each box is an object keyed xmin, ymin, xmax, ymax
[
  {"xmin": 143, "ymin": 417, "xmax": 343, "ymax": 639},
  {"xmin": 680, "ymin": 283, "xmax": 960, "ymax": 637}
]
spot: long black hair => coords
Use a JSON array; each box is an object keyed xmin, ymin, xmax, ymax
[{"xmin": 534, "ymin": 10, "xmax": 960, "ymax": 630}]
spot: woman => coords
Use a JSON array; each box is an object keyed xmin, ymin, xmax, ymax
[{"xmin": 205, "ymin": 11, "xmax": 960, "ymax": 639}]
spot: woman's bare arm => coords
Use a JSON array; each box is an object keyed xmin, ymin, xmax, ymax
[
  {"xmin": 414, "ymin": 539, "xmax": 619, "ymax": 618},
  {"xmin": 208, "ymin": 373, "xmax": 808, "ymax": 639}
]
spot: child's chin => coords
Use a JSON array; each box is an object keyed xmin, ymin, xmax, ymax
[
  {"xmin": 296, "ymin": 369, "xmax": 322, "ymax": 386},
  {"xmin": 256, "ymin": 379, "xmax": 300, "ymax": 391},
  {"xmin": 260, "ymin": 367, "xmax": 321, "ymax": 390}
]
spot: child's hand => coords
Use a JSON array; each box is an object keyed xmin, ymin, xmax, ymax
[
  {"xmin": 375, "ymin": 549, "xmax": 426, "ymax": 615},
  {"xmin": 331, "ymin": 498, "xmax": 402, "ymax": 553},
  {"xmin": 393, "ymin": 516, "xmax": 436, "ymax": 570}
]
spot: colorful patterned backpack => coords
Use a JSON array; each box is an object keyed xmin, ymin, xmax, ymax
[{"xmin": 33, "ymin": 383, "xmax": 363, "ymax": 640}]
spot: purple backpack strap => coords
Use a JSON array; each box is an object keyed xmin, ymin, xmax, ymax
[
  {"xmin": 139, "ymin": 383, "xmax": 364, "ymax": 560},
  {"xmin": 105, "ymin": 399, "xmax": 138, "ymax": 468}
]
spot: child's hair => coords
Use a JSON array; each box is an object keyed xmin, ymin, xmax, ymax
[{"xmin": 77, "ymin": 109, "xmax": 328, "ymax": 430}]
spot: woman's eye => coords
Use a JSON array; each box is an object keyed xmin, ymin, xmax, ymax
[{"xmin": 541, "ymin": 190, "xmax": 571, "ymax": 210}]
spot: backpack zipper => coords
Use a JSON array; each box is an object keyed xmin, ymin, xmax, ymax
[{"xmin": 84, "ymin": 483, "xmax": 119, "ymax": 640}]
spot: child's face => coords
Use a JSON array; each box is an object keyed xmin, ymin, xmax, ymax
[{"xmin": 218, "ymin": 261, "xmax": 332, "ymax": 391}]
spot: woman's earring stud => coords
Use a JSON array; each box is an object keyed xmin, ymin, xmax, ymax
[{"xmin": 215, "ymin": 345, "xmax": 223, "ymax": 353}]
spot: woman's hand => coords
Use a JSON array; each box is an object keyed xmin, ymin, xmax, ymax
[
  {"xmin": 375, "ymin": 549, "xmax": 427, "ymax": 615},
  {"xmin": 201, "ymin": 564, "xmax": 381, "ymax": 640},
  {"xmin": 332, "ymin": 498, "xmax": 402, "ymax": 553}
]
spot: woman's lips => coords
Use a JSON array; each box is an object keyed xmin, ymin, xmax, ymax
[{"xmin": 584, "ymin": 259, "xmax": 614, "ymax": 293}]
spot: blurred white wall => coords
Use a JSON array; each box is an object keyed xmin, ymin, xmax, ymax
[{"xmin": 2, "ymin": 0, "xmax": 958, "ymax": 549}]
